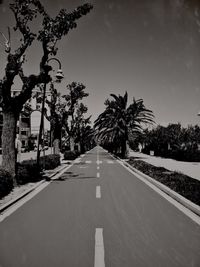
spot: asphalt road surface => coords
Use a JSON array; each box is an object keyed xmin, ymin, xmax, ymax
[{"xmin": 0, "ymin": 146, "xmax": 200, "ymax": 267}]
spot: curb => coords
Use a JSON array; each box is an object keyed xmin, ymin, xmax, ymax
[
  {"xmin": 109, "ymin": 152, "xmax": 200, "ymax": 217},
  {"xmin": 0, "ymin": 163, "xmax": 71, "ymax": 214}
]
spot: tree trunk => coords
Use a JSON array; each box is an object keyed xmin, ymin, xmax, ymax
[
  {"xmin": 121, "ymin": 139, "xmax": 129, "ymax": 158},
  {"xmin": 2, "ymin": 110, "xmax": 18, "ymax": 179},
  {"xmin": 53, "ymin": 139, "xmax": 60, "ymax": 154},
  {"xmin": 70, "ymin": 136, "xmax": 75, "ymax": 152},
  {"xmin": 77, "ymin": 142, "xmax": 81, "ymax": 153}
]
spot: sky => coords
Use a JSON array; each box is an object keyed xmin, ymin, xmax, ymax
[{"xmin": 1, "ymin": 0, "xmax": 200, "ymax": 127}]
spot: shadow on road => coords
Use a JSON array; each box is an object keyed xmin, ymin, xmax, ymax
[{"xmin": 53, "ymin": 171, "xmax": 96, "ymax": 182}]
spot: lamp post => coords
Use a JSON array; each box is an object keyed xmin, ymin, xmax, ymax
[{"xmin": 36, "ymin": 58, "xmax": 64, "ymax": 169}]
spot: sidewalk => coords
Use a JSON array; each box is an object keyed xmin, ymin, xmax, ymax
[
  {"xmin": 129, "ymin": 150, "xmax": 200, "ymax": 181},
  {"xmin": 0, "ymin": 148, "xmax": 52, "ymax": 164}
]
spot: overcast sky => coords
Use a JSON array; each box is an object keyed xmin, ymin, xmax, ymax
[{"xmin": 1, "ymin": 0, "xmax": 200, "ymax": 127}]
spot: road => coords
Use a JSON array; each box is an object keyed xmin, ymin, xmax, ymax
[{"xmin": 0, "ymin": 146, "xmax": 200, "ymax": 267}]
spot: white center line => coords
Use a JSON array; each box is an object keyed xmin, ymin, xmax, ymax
[
  {"xmin": 97, "ymin": 166, "xmax": 100, "ymax": 170},
  {"xmin": 94, "ymin": 228, "xmax": 105, "ymax": 267},
  {"xmin": 96, "ymin": 186, "xmax": 101, "ymax": 199},
  {"xmin": 97, "ymin": 172, "xmax": 100, "ymax": 178}
]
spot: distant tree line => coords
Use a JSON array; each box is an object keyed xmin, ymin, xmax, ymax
[{"xmin": 130, "ymin": 123, "xmax": 200, "ymax": 162}]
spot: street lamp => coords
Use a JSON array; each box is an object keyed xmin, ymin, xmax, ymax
[{"xmin": 36, "ymin": 58, "xmax": 64, "ymax": 169}]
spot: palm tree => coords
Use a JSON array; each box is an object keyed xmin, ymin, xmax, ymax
[{"xmin": 94, "ymin": 92, "xmax": 154, "ymax": 158}]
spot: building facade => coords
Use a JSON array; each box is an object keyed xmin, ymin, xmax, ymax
[{"xmin": 0, "ymin": 88, "xmax": 51, "ymax": 152}]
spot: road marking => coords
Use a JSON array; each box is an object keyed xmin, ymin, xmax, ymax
[
  {"xmin": 97, "ymin": 172, "xmax": 100, "ymax": 178},
  {"xmin": 97, "ymin": 166, "xmax": 100, "ymax": 170},
  {"xmin": 96, "ymin": 186, "xmax": 101, "ymax": 198},
  {"xmin": 97, "ymin": 146, "xmax": 99, "ymax": 162},
  {"xmin": 94, "ymin": 228, "xmax": 105, "ymax": 267},
  {"xmin": 107, "ymin": 160, "xmax": 113, "ymax": 164},
  {"xmin": 85, "ymin": 160, "xmax": 92, "ymax": 164},
  {"xmin": 96, "ymin": 160, "xmax": 102, "ymax": 165}
]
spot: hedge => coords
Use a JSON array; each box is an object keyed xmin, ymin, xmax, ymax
[
  {"xmin": 40, "ymin": 154, "xmax": 60, "ymax": 170},
  {"xmin": 16, "ymin": 160, "xmax": 42, "ymax": 185},
  {"xmin": 0, "ymin": 168, "xmax": 13, "ymax": 199},
  {"xmin": 63, "ymin": 150, "xmax": 80, "ymax": 160},
  {"xmin": 16, "ymin": 154, "xmax": 61, "ymax": 185}
]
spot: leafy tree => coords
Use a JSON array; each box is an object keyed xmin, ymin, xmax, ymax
[
  {"xmin": 74, "ymin": 103, "xmax": 90, "ymax": 152},
  {"xmin": 0, "ymin": 0, "xmax": 92, "ymax": 178},
  {"xmin": 44, "ymin": 82, "xmax": 63, "ymax": 154},
  {"xmin": 62, "ymin": 82, "xmax": 89, "ymax": 152},
  {"xmin": 94, "ymin": 92, "xmax": 154, "ymax": 158},
  {"xmin": 182, "ymin": 125, "xmax": 200, "ymax": 150}
]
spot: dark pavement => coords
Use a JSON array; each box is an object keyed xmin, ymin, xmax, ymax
[{"xmin": 0, "ymin": 146, "xmax": 200, "ymax": 267}]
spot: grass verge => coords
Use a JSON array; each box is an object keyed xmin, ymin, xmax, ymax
[{"xmin": 128, "ymin": 158, "xmax": 200, "ymax": 206}]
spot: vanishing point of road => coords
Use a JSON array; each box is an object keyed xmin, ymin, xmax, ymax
[{"xmin": 0, "ymin": 146, "xmax": 200, "ymax": 267}]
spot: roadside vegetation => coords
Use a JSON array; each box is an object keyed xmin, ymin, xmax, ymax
[
  {"xmin": 0, "ymin": 154, "xmax": 61, "ymax": 199},
  {"xmin": 0, "ymin": 0, "xmax": 93, "ymax": 180},
  {"xmin": 128, "ymin": 158, "xmax": 200, "ymax": 206},
  {"xmin": 130, "ymin": 123, "xmax": 200, "ymax": 162},
  {"xmin": 0, "ymin": 0, "xmax": 94, "ymax": 200}
]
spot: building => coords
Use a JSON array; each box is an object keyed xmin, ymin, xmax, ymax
[{"xmin": 0, "ymin": 88, "xmax": 51, "ymax": 152}]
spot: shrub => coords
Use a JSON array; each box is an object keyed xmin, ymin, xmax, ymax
[
  {"xmin": 40, "ymin": 154, "xmax": 60, "ymax": 170},
  {"xmin": 64, "ymin": 150, "xmax": 79, "ymax": 160},
  {"xmin": 16, "ymin": 160, "xmax": 42, "ymax": 185},
  {"xmin": 0, "ymin": 168, "xmax": 13, "ymax": 199},
  {"xmin": 16, "ymin": 154, "xmax": 61, "ymax": 184}
]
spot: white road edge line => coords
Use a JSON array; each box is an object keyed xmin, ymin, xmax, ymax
[
  {"xmin": 95, "ymin": 228, "xmax": 105, "ymax": 267},
  {"xmin": 96, "ymin": 186, "xmax": 101, "ymax": 199},
  {"xmin": 0, "ymin": 164, "xmax": 73, "ymax": 223},
  {"xmin": 97, "ymin": 172, "xmax": 100, "ymax": 178},
  {"xmin": 116, "ymin": 159, "xmax": 200, "ymax": 226}
]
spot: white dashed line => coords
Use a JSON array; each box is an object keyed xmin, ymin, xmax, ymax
[
  {"xmin": 97, "ymin": 166, "xmax": 100, "ymax": 170},
  {"xmin": 96, "ymin": 186, "xmax": 101, "ymax": 199},
  {"xmin": 85, "ymin": 160, "xmax": 92, "ymax": 164},
  {"xmin": 97, "ymin": 172, "xmax": 100, "ymax": 178},
  {"xmin": 107, "ymin": 160, "xmax": 113, "ymax": 164},
  {"xmin": 94, "ymin": 228, "xmax": 105, "ymax": 267},
  {"xmin": 96, "ymin": 160, "xmax": 102, "ymax": 165}
]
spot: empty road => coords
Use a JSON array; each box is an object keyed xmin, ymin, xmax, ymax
[{"xmin": 0, "ymin": 146, "xmax": 200, "ymax": 266}]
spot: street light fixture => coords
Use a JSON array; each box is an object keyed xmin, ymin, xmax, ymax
[{"xmin": 36, "ymin": 57, "xmax": 64, "ymax": 169}]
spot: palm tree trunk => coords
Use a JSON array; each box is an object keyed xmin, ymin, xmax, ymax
[
  {"xmin": 77, "ymin": 142, "xmax": 81, "ymax": 153},
  {"xmin": 2, "ymin": 110, "xmax": 18, "ymax": 179},
  {"xmin": 121, "ymin": 139, "xmax": 127, "ymax": 158}
]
